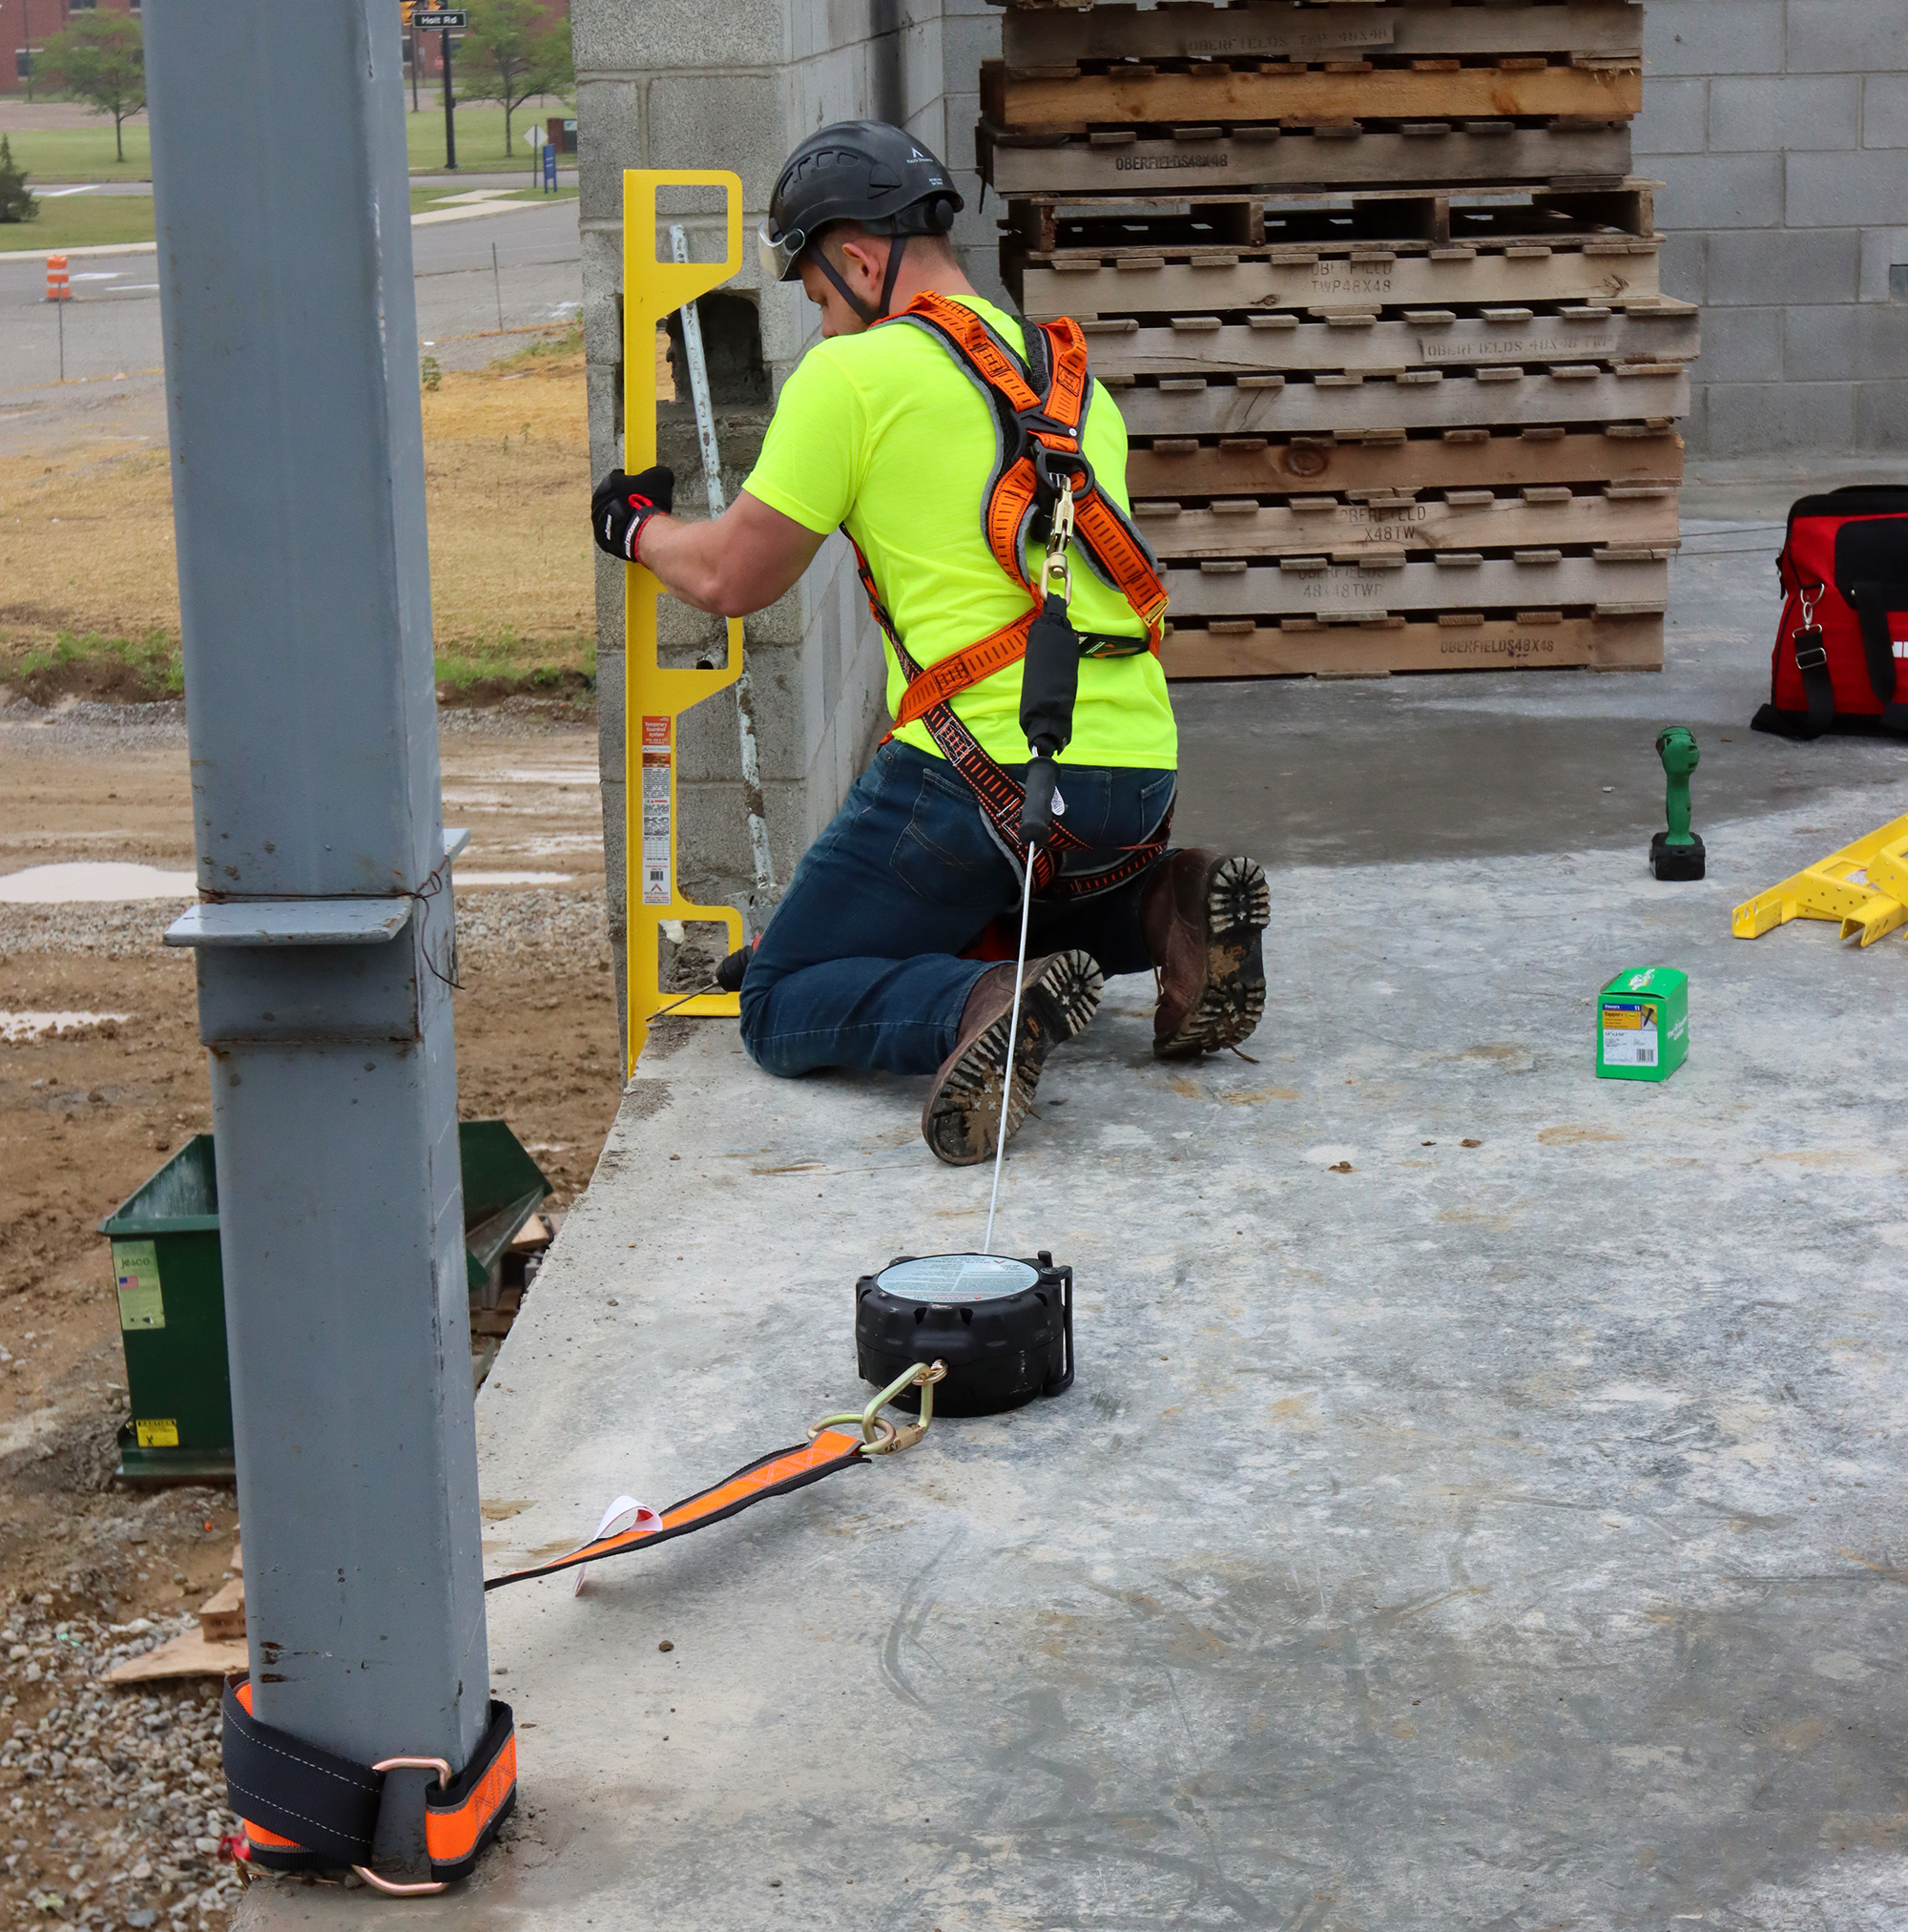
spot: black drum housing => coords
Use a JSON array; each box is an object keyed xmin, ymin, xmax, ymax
[{"xmin": 855, "ymin": 1251, "xmax": 1073, "ymax": 1418}]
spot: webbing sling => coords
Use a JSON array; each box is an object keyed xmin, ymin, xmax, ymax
[
  {"xmin": 853, "ymin": 293, "xmax": 1172, "ymax": 895},
  {"xmin": 483, "ymin": 1426, "xmax": 870, "ymax": 1588},
  {"xmin": 223, "ymin": 1677, "xmax": 516, "ymax": 1894}
]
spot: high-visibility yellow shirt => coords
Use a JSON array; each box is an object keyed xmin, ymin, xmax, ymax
[{"xmin": 741, "ymin": 294, "xmax": 1177, "ymax": 771}]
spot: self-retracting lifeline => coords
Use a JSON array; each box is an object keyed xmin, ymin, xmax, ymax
[{"xmin": 851, "ymin": 291, "xmax": 1172, "ymax": 898}]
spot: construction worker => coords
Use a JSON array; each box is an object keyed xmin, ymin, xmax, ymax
[{"xmin": 591, "ymin": 121, "xmax": 1269, "ymax": 1165}]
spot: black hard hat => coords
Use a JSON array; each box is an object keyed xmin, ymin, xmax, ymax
[{"xmin": 759, "ymin": 120, "xmax": 963, "ymax": 288}]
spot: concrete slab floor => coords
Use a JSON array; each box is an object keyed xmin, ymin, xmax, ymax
[{"xmin": 244, "ymin": 528, "xmax": 1908, "ymax": 1931}]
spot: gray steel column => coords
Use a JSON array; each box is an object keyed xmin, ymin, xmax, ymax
[{"xmin": 147, "ymin": 2, "xmax": 487, "ymax": 1770}]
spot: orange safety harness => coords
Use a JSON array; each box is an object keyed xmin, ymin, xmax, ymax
[{"xmin": 853, "ymin": 291, "xmax": 1174, "ymax": 897}]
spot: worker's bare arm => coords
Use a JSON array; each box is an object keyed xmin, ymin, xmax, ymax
[{"xmin": 638, "ymin": 490, "xmax": 826, "ymax": 619}]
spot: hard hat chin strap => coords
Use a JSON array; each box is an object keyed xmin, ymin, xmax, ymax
[{"xmin": 810, "ymin": 234, "xmax": 908, "ymax": 327}]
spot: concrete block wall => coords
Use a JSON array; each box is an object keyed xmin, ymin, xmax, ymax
[
  {"xmin": 574, "ymin": 0, "xmax": 1000, "ymax": 1047},
  {"xmin": 1636, "ymin": 0, "xmax": 1908, "ymax": 458}
]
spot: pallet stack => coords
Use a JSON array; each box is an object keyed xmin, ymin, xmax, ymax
[{"xmin": 980, "ymin": 0, "xmax": 1691, "ymax": 678}]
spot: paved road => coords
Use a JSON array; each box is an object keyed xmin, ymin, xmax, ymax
[
  {"xmin": 24, "ymin": 170, "xmax": 575, "ymax": 197},
  {"xmin": 0, "ymin": 199, "xmax": 582, "ymax": 399}
]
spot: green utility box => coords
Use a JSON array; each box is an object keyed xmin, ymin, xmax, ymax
[
  {"xmin": 1596, "ymin": 966, "xmax": 1689, "ymax": 1083},
  {"xmin": 100, "ymin": 1125, "xmax": 552, "ymax": 1483}
]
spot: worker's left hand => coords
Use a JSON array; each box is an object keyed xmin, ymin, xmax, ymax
[{"xmin": 591, "ymin": 466, "xmax": 674, "ymax": 561}]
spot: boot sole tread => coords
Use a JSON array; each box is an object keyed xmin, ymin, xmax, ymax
[
  {"xmin": 924, "ymin": 950, "xmax": 1103, "ymax": 1165},
  {"xmin": 1154, "ymin": 855, "xmax": 1271, "ymax": 1061}
]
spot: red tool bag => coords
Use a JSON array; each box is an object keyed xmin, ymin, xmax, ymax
[{"xmin": 1753, "ymin": 488, "xmax": 1908, "ymax": 739}]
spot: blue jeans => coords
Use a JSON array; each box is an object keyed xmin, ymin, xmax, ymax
[{"xmin": 740, "ymin": 742, "xmax": 1176, "ymax": 1077}]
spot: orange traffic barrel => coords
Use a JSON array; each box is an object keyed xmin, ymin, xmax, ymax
[{"xmin": 46, "ymin": 254, "xmax": 72, "ymax": 301}]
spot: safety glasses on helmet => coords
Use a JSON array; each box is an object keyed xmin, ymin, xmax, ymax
[{"xmin": 758, "ymin": 221, "xmax": 805, "ymax": 286}]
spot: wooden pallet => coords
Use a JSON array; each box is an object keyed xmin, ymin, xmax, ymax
[
  {"xmin": 1001, "ymin": 3, "xmax": 1644, "ymax": 68},
  {"xmin": 1073, "ymin": 302, "xmax": 1697, "ymax": 378},
  {"xmin": 1004, "ymin": 178, "xmax": 1655, "ymax": 252},
  {"xmin": 1127, "ymin": 426, "xmax": 1683, "ymax": 496},
  {"xmin": 1163, "ymin": 550, "xmax": 1669, "ymax": 619},
  {"xmin": 1135, "ymin": 488, "xmax": 1678, "ymax": 560},
  {"xmin": 1111, "ymin": 364, "xmax": 1689, "ymax": 435},
  {"xmin": 982, "ymin": 59, "xmax": 1642, "ymax": 134},
  {"xmin": 980, "ymin": 121, "xmax": 1633, "ymax": 196},
  {"xmin": 1014, "ymin": 238, "xmax": 1662, "ymax": 316},
  {"xmin": 1161, "ymin": 611, "xmax": 1663, "ymax": 676}
]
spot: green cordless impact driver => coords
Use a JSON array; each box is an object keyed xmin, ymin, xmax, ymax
[{"xmin": 1649, "ymin": 726, "xmax": 1705, "ymax": 882}]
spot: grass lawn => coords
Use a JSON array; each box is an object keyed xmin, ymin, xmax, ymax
[
  {"xmin": 0, "ymin": 124, "xmax": 152, "ymax": 183},
  {"xmin": 0, "ymin": 195, "xmax": 155, "ymax": 254},
  {"xmin": 406, "ymin": 100, "xmax": 570, "ymax": 174},
  {"xmin": 0, "ymin": 182, "xmax": 573, "ymax": 255},
  {"xmin": 1, "ymin": 327, "xmax": 596, "ymax": 706},
  {"xmin": 1, "ymin": 100, "xmax": 569, "ymax": 182}
]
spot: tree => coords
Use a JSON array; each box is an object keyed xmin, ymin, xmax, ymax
[
  {"xmin": 457, "ymin": 0, "xmax": 572, "ymax": 157},
  {"xmin": 0, "ymin": 137, "xmax": 37, "ymax": 224},
  {"xmin": 37, "ymin": 14, "xmax": 146, "ymax": 164}
]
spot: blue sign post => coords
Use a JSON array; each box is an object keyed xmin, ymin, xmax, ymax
[{"xmin": 542, "ymin": 142, "xmax": 557, "ymax": 193}]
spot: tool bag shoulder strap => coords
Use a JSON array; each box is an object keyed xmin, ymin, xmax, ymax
[{"xmin": 1753, "ymin": 487, "xmax": 1908, "ymax": 740}]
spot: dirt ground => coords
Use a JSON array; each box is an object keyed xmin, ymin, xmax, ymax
[{"xmin": 0, "ymin": 704, "xmax": 621, "ymax": 1927}]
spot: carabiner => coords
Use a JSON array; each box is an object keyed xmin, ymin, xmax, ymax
[{"xmin": 1043, "ymin": 481, "xmax": 1077, "ymax": 606}]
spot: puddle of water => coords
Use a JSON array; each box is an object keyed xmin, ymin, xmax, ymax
[
  {"xmin": 518, "ymin": 835, "xmax": 602, "ymax": 856},
  {"xmin": 1, "ymin": 1010, "xmax": 132, "ymax": 1043},
  {"xmin": 0, "ymin": 862, "xmax": 196, "ymax": 904},
  {"xmin": 457, "ymin": 871, "xmax": 574, "ymax": 886}
]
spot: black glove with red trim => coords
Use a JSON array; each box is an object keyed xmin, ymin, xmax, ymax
[{"xmin": 591, "ymin": 466, "xmax": 674, "ymax": 562}]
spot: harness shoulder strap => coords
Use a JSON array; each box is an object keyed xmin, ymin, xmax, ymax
[{"xmin": 886, "ymin": 294, "xmax": 1168, "ymax": 641}]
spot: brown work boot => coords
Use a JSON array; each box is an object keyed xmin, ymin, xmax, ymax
[
  {"xmin": 1141, "ymin": 850, "xmax": 1271, "ymax": 1060},
  {"xmin": 921, "ymin": 949, "xmax": 1103, "ymax": 1166}
]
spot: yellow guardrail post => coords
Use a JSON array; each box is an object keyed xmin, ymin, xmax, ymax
[
  {"xmin": 621, "ymin": 169, "xmax": 746, "ymax": 1075},
  {"xmin": 1732, "ymin": 811, "xmax": 1908, "ymax": 948}
]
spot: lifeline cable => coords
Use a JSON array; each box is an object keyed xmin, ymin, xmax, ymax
[{"xmin": 982, "ymin": 851, "xmax": 1037, "ymax": 1257}]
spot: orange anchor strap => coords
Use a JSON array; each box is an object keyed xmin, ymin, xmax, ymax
[{"xmin": 482, "ymin": 1427, "xmax": 871, "ymax": 1589}]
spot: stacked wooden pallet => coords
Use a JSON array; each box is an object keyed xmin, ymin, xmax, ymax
[{"xmin": 980, "ymin": 0, "xmax": 1691, "ymax": 677}]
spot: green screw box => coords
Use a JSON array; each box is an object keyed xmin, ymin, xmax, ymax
[{"xmin": 1596, "ymin": 966, "xmax": 1689, "ymax": 1083}]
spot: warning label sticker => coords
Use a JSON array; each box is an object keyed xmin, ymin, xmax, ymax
[
  {"xmin": 113, "ymin": 1238, "xmax": 165, "ymax": 1331},
  {"xmin": 640, "ymin": 715, "xmax": 672, "ymax": 907},
  {"xmin": 1601, "ymin": 1001, "xmax": 1659, "ymax": 1067}
]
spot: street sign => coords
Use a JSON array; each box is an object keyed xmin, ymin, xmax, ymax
[
  {"xmin": 414, "ymin": 10, "xmax": 467, "ymax": 27},
  {"xmin": 542, "ymin": 145, "xmax": 557, "ymax": 190}
]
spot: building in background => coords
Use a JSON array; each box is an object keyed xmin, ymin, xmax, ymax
[
  {"xmin": 1634, "ymin": 0, "xmax": 1908, "ymax": 460},
  {"xmin": 2, "ymin": 0, "xmax": 138, "ymax": 96}
]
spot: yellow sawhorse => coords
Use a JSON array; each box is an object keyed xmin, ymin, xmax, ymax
[
  {"xmin": 1732, "ymin": 811, "xmax": 1908, "ymax": 949},
  {"xmin": 621, "ymin": 169, "xmax": 745, "ymax": 1076}
]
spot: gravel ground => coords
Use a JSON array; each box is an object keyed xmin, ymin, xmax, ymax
[
  {"xmin": 1, "ymin": 1489, "xmax": 248, "ymax": 1931},
  {"xmin": 1, "ymin": 696, "xmax": 591, "ymax": 751},
  {"xmin": 0, "ymin": 887, "xmax": 608, "ymax": 967}
]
